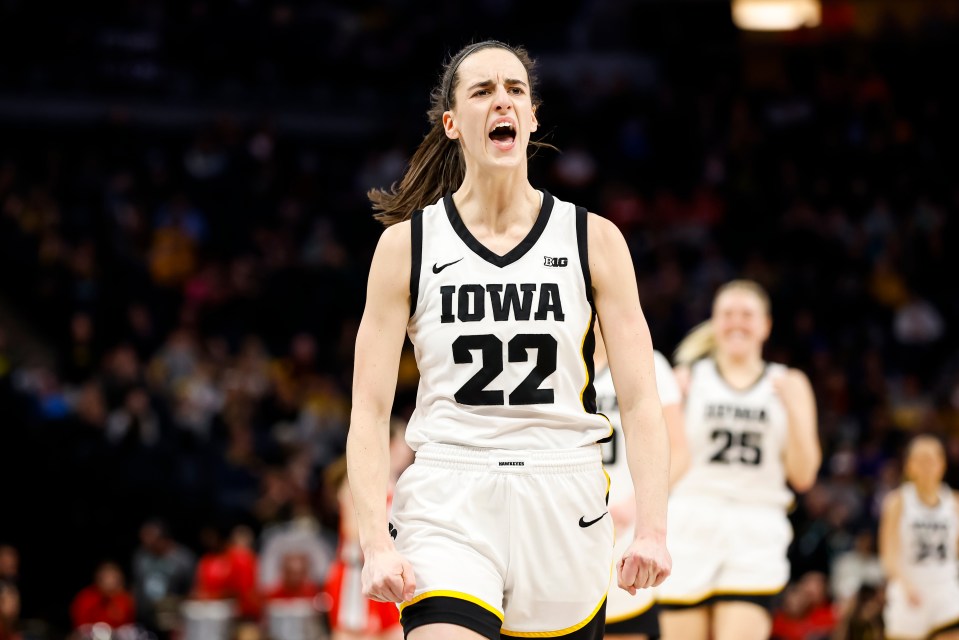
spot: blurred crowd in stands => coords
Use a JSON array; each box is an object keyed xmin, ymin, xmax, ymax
[{"xmin": 1, "ymin": 1, "xmax": 959, "ymax": 639}]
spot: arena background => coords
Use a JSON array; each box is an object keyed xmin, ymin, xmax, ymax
[{"xmin": 0, "ymin": 1, "xmax": 958, "ymax": 638}]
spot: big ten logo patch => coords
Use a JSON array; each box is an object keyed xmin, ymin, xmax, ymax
[{"xmin": 544, "ymin": 257, "xmax": 568, "ymax": 267}]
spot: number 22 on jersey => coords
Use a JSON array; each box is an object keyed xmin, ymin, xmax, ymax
[{"xmin": 452, "ymin": 333, "xmax": 557, "ymax": 406}]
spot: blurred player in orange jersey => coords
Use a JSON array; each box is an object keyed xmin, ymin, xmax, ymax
[{"xmin": 325, "ymin": 420, "xmax": 411, "ymax": 640}]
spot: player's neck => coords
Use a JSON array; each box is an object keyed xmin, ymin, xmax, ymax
[
  {"xmin": 714, "ymin": 352, "xmax": 764, "ymax": 388},
  {"xmin": 914, "ymin": 481, "xmax": 941, "ymax": 505},
  {"xmin": 453, "ymin": 171, "xmax": 539, "ymax": 233}
]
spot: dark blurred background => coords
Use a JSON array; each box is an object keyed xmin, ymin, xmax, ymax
[{"xmin": 0, "ymin": 1, "xmax": 958, "ymax": 639}]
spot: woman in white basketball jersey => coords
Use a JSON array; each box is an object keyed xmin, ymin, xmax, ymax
[
  {"xmin": 345, "ymin": 41, "xmax": 671, "ymax": 640},
  {"xmin": 880, "ymin": 435, "xmax": 959, "ymax": 640},
  {"xmin": 657, "ymin": 279, "xmax": 821, "ymax": 640},
  {"xmin": 593, "ymin": 326, "xmax": 688, "ymax": 640}
]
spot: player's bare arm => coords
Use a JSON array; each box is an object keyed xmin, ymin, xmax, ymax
[
  {"xmin": 588, "ymin": 212, "xmax": 671, "ymax": 593},
  {"xmin": 775, "ymin": 368, "xmax": 820, "ymax": 492},
  {"xmin": 955, "ymin": 491, "xmax": 959, "ymax": 556},
  {"xmin": 346, "ymin": 221, "xmax": 416, "ymax": 603},
  {"xmin": 879, "ymin": 489, "xmax": 919, "ymax": 605}
]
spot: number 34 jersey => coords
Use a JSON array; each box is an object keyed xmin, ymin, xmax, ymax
[
  {"xmin": 898, "ymin": 482, "xmax": 958, "ymax": 585},
  {"xmin": 405, "ymin": 191, "xmax": 611, "ymax": 452},
  {"xmin": 672, "ymin": 357, "xmax": 792, "ymax": 508}
]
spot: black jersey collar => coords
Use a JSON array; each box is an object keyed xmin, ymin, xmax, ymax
[{"xmin": 443, "ymin": 190, "xmax": 554, "ymax": 268}]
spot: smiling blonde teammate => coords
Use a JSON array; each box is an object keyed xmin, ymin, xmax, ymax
[
  {"xmin": 594, "ymin": 326, "xmax": 687, "ymax": 640},
  {"xmin": 880, "ymin": 435, "xmax": 959, "ymax": 640},
  {"xmin": 657, "ymin": 280, "xmax": 820, "ymax": 640},
  {"xmin": 346, "ymin": 40, "xmax": 670, "ymax": 640}
]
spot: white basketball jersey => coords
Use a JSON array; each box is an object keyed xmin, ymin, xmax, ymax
[
  {"xmin": 597, "ymin": 351, "xmax": 681, "ymax": 505},
  {"xmin": 898, "ymin": 482, "xmax": 959, "ymax": 585},
  {"xmin": 672, "ymin": 358, "xmax": 792, "ymax": 507},
  {"xmin": 405, "ymin": 191, "xmax": 610, "ymax": 451}
]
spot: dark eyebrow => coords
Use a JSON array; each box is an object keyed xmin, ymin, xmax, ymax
[{"xmin": 465, "ymin": 78, "xmax": 529, "ymax": 92}]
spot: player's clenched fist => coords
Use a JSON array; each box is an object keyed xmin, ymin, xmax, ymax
[
  {"xmin": 362, "ymin": 547, "xmax": 416, "ymax": 603},
  {"xmin": 617, "ymin": 536, "xmax": 671, "ymax": 595}
]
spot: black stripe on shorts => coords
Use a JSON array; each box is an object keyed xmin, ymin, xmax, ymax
[
  {"xmin": 605, "ymin": 603, "xmax": 660, "ymax": 638},
  {"xmin": 659, "ymin": 590, "xmax": 780, "ymax": 613},
  {"xmin": 401, "ymin": 596, "xmax": 500, "ymax": 640}
]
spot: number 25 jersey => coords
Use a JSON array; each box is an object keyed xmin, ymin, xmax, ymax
[
  {"xmin": 405, "ymin": 191, "xmax": 611, "ymax": 451},
  {"xmin": 672, "ymin": 357, "xmax": 792, "ymax": 508}
]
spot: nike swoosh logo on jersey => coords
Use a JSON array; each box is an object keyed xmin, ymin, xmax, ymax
[
  {"xmin": 432, "ymin": 258, "xmax": 463, "ymax": 273},
  {"xmin": 579, "ymin": 512, "xmax": 608, "ymax": 528}
]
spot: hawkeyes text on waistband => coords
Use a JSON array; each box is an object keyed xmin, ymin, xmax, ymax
[{"xmin": 413, "ymin": 442, "xmax": 602, "ymax": 473}]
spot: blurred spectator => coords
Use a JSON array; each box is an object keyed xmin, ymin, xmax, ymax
[
  {"xmin": 131, "ymin": 519, "xmax": 195, "ymax": 637},
  {"xmin": 789, "ymin": 484, "xmax": 835, "ymax": 578},
  {"xmin": 226, "ymin": 527, "xmax": 260, "ymax": 621},
  {"xmin": 263, "ymin": 553, "xmax": 321, "ymax": 601},
  {"xmin": 0, "ymin": 581, "xmax": 21, "ymax": 640},
  {"xmin": 771, "ymin": 572, "xmax": 837, "ymax": 640},
  {"xmin": 61, "ymin": 312, "xmax": 98, "ymax": 384},
  {"xmin": 0, "ymin": 328, "xmax": 11, "ymax": 382},
  {"xmin": 69, "ymin": 562, "xmax": 136, "ymax": 630},
  {"xmin": 105, "ymin": 387, "xmax": 161, "ymax": 448},
  {"xmin": 831, "ymin": 585, "xmax": 884, "ymax": 640},
  {"xmin": 830, "ymin": 529, "xmax": 883, "ymax": 609},
  {"xmin": 258, "ymin": 512, "xmax": 333, "ymax": 594},
  {"xmin": 193, "ymin": 525, "xmax": 259, "ymax": 621},
  {"xmin": 893, "ymin": 293, "xmax": 944, "ymax": 346},
  {"xmin": 888, "ymin": 374, "xmax": 936, "ymax": 432},
  {"xmin": 0, "ymin": 548, "xmax": 17, "ymax": 586}
]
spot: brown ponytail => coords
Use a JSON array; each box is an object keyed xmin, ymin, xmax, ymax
[{"xmin": 369, "ymin": 40, "xmax": 553, "ymax": 226}]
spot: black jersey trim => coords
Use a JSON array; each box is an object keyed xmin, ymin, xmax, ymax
[
  {"xmin": 577, "ymin": 206, "xmax": 600, "ymax": 421},
  {"xmin": 581, "ymin": 312, "xmax": 599, "ymax": 416},
  {"xmin": 443, "ymin": 190, "xmax": 554, "ymax": 268},
  {"xmin": 409, "ymin": 209, "xmax": 423, "ymax": 317},
  {"xmin": 575, "ymin": 205, "xmax": 593, "ymax": 304}
]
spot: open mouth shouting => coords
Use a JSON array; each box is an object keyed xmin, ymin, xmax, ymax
[{"xmin": 488, "ymin": 118, "xmax": 517, "ymax": 151}]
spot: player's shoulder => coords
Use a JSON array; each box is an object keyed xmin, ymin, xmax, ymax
[
  {"xmin": 585, "ymin": 211, "xmax": 625, "ymax": 243},
  {"xmin": 368, "ymin": 219, "xmax": 413, "ymax": 287},
  {"xmin": 376, "ymin": 219, "xmax": 412, "ymax": 253},
  {"xmin": 770, "ymin": 363, "xmax": 812, "ymax": 393},
  {"xmin": 782, "ymin": 366, "xmax": 811, "ymax": 384},
  {"xmin": 881, "ymin": 487, "xmax": 904, "ymax": 513}
]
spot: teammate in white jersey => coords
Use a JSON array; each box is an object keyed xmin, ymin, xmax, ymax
[
  {"xmin": 345, "ymin": 41, "xmax": 671, "ymax": 640},
  {"xmin": 657, "ymin": 280, "xmax": 821, "ymax": 640},
  {"xmin": 879, "ymin": 435, "xmax": 959, "ymax": 640},
  {"xmin": 594, "ymin": 327, "xmax": 687, "ymax": 640}
]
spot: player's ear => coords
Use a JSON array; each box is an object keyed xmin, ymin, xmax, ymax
[{"xmin": 443, "ymin": 111, "xmax": 459, "ymax": 140}]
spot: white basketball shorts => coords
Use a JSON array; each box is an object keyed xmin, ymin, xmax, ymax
[
  {"xmin": 656, "ymin": 493, "xmax": 791, "ymax": 609},
  {"xmin": 884, "ymin": 578, "xmax": 959, "ymax": 640},
  {"xmin": 390, "ymin": 443, "xmax": 614, "ymax": 639}
]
